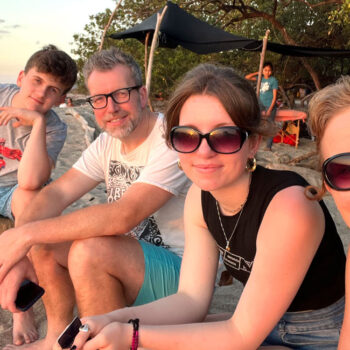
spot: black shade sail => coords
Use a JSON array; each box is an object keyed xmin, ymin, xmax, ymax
[{"xmin": 111, "ymin": 1, "xmax": 350, "ymax": 58}]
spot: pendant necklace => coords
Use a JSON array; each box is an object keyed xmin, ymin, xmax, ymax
[{"xmin": 216, "ymin": 176, "xmax": 251, "ymax": 260}]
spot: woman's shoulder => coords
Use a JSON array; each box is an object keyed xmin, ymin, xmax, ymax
[{"xmin": 255, "ymin": 166, "xmax": 307, "ymax": 187}]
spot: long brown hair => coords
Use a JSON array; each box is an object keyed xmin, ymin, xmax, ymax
[{"xmin": 164, "ymin": 63, "xmax": 276, "ymax": 146}]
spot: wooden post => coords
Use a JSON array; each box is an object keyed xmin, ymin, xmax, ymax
[
  {"xmin": 98, "ymin": 0, "xmax": 122, "ymax": 52},
  {"xmin": 144, "ymin": 32, "xmax": 150, "ymax": 80},
  {"xmin": 145, "ymin": 5, "xmax": 168, "ymax": 110},
  {"xmin": 256, "ymin": 29, "xmax": 270, "ymax": 97}
]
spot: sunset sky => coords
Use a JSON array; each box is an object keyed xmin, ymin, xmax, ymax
[{"xmin": 0, "ymin": 0, "xmax": 115, "ymax": 83}]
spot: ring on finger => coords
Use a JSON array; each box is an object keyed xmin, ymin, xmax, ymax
[{"xmin": 79, "ymin": 324, "xmax": 90, "ymax": 333}]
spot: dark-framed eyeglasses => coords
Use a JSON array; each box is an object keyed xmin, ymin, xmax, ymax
[
  {"xmin": 86, "ymin": 85, "xmax": 141, "ymax": 109},
  {"xmin": 322, "ymin": 152, "xmax": 350, "ymax": 191},
  {"xmin": 170, "ymin": 126, "xmax": 249, "ymax": 154}
]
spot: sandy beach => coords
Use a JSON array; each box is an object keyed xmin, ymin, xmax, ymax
[{"xmin": 0, "ymin": 106, "xmax": 348, "ymax": 347}]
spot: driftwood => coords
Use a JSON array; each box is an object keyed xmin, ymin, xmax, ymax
[
  {"xmin": 286, "ymin": 150, "xmax": 318, "ymax": 165},
  {"xmin": 98, "ymin": 0, "xmax": 122, "ymax": 52}
]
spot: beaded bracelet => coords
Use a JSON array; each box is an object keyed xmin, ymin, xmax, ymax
[{"xmin": 128, "ymin": 318, "xmax": 139, "ymax": 350}]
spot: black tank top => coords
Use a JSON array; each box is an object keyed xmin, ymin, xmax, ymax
[{"xmin": 202, "ymin": 165, "xmax": 345, "ymax": 311}]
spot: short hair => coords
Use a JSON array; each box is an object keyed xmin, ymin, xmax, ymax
[
  {"xmin": 164, "ymin": 63, "xmax": 275, "ymax": 145},
  {"xmin": 308, "ymin": 75, "xmax": 350, "ymax": 151},
  {"xmin": 25, "ymin": 44, "xmax": 77, "ymax": 94},
  {"xmin": 263, "ymin": 61, "xmax": 273, "ymax": 70},
  {"xmin": 83, "ymin": 47, "xmax": 143, "ymax": 86}
]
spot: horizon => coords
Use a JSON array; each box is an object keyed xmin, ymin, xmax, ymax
[{"xmin": 1, "ymin": 0, "xmax": 115, "ymax": 85}]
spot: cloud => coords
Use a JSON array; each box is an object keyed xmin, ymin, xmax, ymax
[
  {"xmin": 0, "ymin": 19, "xmax": 4, "ymax": 23},
  {"xmin": 0, "ymin": 30, "xmax": 9, "ymax": 34},
  {"xmin": 4, "ymin": 24, "xmax": 20, "ymax": 29}
]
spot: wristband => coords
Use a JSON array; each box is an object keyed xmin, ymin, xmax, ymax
[{"xmin": 128, "ymin": 318, "xmax": 139, "ymax": 350}]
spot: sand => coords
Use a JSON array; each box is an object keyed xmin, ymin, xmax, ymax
[{"xmin": 0, "ymin": 107, "xmax": 348, "ymax": 347}]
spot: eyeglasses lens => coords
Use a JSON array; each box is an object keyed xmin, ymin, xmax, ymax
[
  {"xmin": 325, "ymin": 154, "xmax": 350, "ymax": 190},
  {"xmin": 172, "ymin": 129, "xmax": 200, "ymax": 153},
  {"xmin": 210, "ymin": 128, "xmax": 242, "ymax": 153},
  {"xmin": 172, "ymin": 127, "xmax": 244, "ymax": 154}
]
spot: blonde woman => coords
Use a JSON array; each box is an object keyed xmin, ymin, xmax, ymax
[{"xmin": 308, "ymin": 76, "xmax": 350, "ymax": 349}]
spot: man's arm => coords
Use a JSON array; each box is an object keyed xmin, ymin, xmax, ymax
[{"xmin": 0, "ymin": 168, "xmax": 173, "ymax": 282}]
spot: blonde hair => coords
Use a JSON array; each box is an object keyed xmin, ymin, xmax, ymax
[
  {"xmin": 308, "ymin": 75, "xmax": 350, "ymax": 151},
  {"xmin": 307, "ymin": 75, "xmax": 350, "ymax": 200}
]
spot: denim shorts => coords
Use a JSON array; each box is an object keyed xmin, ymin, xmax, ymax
[
  {"xmin": 0, "ymin": 184, "xmax": 17, "ymax": 220},
  {"xmin": 262, "ymin": 297, "xmax": 344, "ymax": 349},
  {"xmin": 133, "ymin": 240, "xmax": 182, "ymax": 306}
]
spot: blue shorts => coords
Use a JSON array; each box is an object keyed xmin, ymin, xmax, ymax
[
  {"xmin": 0, "ymin": 185, "xmax": 17, "ymax": 220},
  {"xmin": 133, "ymin": 240, "xmax": 182, "ymax": 306},
  {"xmin": 262, "ymin": 296, "xmax": 344, "ymax": 349}
]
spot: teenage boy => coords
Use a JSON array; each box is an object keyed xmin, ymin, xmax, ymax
[
  {"xmin": 0, "ymin": 47, "xmax": 189, "ymax": 350},
  {"xmin": 0, "ymin": 45, "xmax": 77, "ymax": 347}
]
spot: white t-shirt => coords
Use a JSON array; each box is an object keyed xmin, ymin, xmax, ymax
[{"xmin": 73, "ymin": 114, "xmax": 191, "ymax": 257}]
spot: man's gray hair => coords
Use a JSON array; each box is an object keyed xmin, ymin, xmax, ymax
[{"xmin": 83, "ymin": 47, "xmax": 143, "ymax": 86}]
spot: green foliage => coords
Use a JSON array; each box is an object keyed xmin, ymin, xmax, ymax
[{"xmin": 71, "ymin": 0, "xmax": 350, "ymax": 95}]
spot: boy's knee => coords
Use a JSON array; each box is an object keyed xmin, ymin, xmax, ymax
[{"xmin": 11, "ymin": 187, "xmax": 40, "ymax": 219}]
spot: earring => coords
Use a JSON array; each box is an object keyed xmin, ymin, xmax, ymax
[
  {"xmin": 246, "ymin": 157, "xmax": 256, "ymax": 172},
  {"xmin": 177, "ymin": 159, "xmax": 183, "ymax": 171}
]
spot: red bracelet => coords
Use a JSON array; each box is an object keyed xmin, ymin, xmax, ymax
[{"xmin": 128, "ymin": 318, "xmax": 139, "ymax": 350}]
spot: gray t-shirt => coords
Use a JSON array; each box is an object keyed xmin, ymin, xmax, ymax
[{"xmin": 0, "ymin": 84, "xmax": 67, "ymax": 187}]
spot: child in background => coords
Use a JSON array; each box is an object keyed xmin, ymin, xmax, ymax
[{"xmin": 246, "ymin": 61, "xmax": 278, "ymax": 151}]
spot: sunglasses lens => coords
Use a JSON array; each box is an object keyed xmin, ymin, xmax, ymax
[
  {"xmin": 210, "ymin": 128, "xmax": 243, "ymax": 153},
  {"xmin": 325, "ymin": 154, "xmax": 350, "ymax": 190},
  {"xmin": 171, "ymin": 128, "xmax": 200, "ymax": 153}
]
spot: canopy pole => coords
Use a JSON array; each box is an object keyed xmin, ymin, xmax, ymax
[
  {"xmin": 98, "ymin": 0, "xmax": 122, "ymax": 52},
  {"xmin": 146, "ymin": 5, "xmax": 168, "ymax": 111},
  {"xmin": 256, "ymin": 29, "xmax": 270, "ymax": 97},
  {"xmin": 144, "ymin": 32, "xmax": 150, "ymax": 80}
]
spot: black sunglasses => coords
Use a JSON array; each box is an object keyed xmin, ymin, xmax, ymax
[
  {"xmin": 86, "ymin": 85, "xmax": 141, "ymax": 109},
  {"xmin": 170, "ymin": 126, "xmax": 249, "ymax": 154},
  {"xmin": 322, "ymin": 152, "xmax": 350, "ymax": 191}
]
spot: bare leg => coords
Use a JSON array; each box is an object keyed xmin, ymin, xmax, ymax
[
  {"xmin": 3, "ymin": 242, "xmax": 74, "ymax": 350},
  {"xmin": 8, "ymin": 189, "xmax": 40, "ymax": 346},
  {"xmin": 69, "ymin": 235, "xmax": 145, "ymax": 316}
]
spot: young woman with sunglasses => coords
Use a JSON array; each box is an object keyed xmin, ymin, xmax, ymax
[
  {"xmin": 308, "ymin": 76, "xmax": 350, "ymax": 350},
  {"xmin": 65, "ymin": 64, "xmax": 345, "ymax": 350}
]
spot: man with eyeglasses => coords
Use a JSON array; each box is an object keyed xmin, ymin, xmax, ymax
[{"xmin": 0, "ymin": 47, "xmax": 190, "ymax": 350}]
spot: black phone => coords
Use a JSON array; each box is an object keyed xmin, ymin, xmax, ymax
[
  {"xmin": 15, "ymin": 279, "xmax": 45, "ymax": 312},
  {"xmin": 57, "ymin": 316, "xmax": 82, "ymax": 349}
]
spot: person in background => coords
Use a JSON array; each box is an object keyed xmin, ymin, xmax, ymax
[
  {"xmin": 0, "ymin": 44, "xmax": 77, "ymax": 347},
  {"xmin": 0, "ymin": 47, "xmax": 189, "ymax": 350},
  {"xmin": 307, "ymin": 76, "xmax": 350, "ymax": 350},
  {"xmin": 246, "ymin": 61, "xmax": 278, "ymax": 151},
  {"xmin": 68, "ymin": 63, "xmax": 345, "ymax": 350}
]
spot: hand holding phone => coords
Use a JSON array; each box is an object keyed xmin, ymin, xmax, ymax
[
  {"xmin": 57, "ymin": 317, "xmax": 82, "ymax": 349},
  {"xmin": 15, "ymin": 279, "xmax": 45, "ymax": 312}
]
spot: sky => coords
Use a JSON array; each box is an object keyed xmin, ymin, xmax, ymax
[{"xmin": 0, "ymin": 0, "xmax": 116, "ymax": 84}]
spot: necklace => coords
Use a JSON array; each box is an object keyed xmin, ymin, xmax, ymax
[
  {"xmin": 215, "ymin": 175, "xmax": 251, "ymax": 260},
  {"xmin": 216, "ymin": 201, "xmax": 245, "ymax": 260}
]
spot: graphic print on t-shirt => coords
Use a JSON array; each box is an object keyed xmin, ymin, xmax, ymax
[
  {"xmin": 218, "ymin": 245, "xmax": 253, "ymax": 274},
  {"xmin": 107, "ymin": 160, "xmax": 167, "ymax": 248}
]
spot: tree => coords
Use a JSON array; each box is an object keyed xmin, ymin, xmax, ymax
[{"xmin": 71, "ymin": 0, "xmax": 350, "ymax": 95}]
